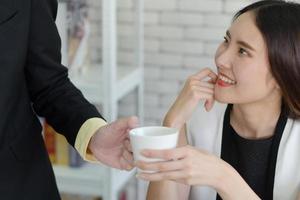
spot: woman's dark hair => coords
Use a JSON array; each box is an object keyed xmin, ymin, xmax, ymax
[{"xmin": 234, "ymin": 0, "xmax": 300, "ymax": 119}]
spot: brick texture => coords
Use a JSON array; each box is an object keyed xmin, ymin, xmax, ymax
[{"xmin": 86, "ymin": 0, "xmax": 261, "ymax": 126}]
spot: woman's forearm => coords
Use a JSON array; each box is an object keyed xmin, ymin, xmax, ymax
[
  {"xmin": 215, "ymin": 161, "xmax": 261, "ymax": 200},
  {"xmin": 147, "ymin": 181, "xmax": 190, "ymax": 200},
  {"xmin": 146, "ymin": 115, "xmax": 190, "ymax": 200}
]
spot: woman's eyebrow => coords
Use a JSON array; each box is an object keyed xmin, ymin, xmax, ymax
[
  {"xmin": 237, "ymin": 41, "xmax": 256, "ymax": 52},
  {"xmin": 226, "ymin": 30, "xmax": 256, "ymax": 52}
]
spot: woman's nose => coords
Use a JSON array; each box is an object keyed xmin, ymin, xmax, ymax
[{"xmin": 215, "ymin": 47, "xmax": 232, "ymax": 70}]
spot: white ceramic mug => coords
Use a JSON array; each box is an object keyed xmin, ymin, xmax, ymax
[{"xmin": 129, "ymin": 126, "xmax": 179, "ymax": 172}]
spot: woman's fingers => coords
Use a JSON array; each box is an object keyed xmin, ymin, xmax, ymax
[
  {"xmin": 136, "ymin": 159, "xmax": 185, "ymax": 172},
  {"xmin": 137, "ymin": 170, "xmax": 188, "ymax": 182},
  {"xmin": 188, "ymin": 80, "xmax": 215, "ymax": 95},
  {"xmin": 189, "ymin": 76, "xmax": 216, "ymax": 88},
  {"xmin": 141, "ymin": 147, "xmax": 187, "ymax": 161},
  {"xmin": 188, "ymin": 73, "xmax": 216, "ymax": 96},
  {"xmin": 193, "ymin": 68, "xmax": 218, "ymax": 83},
  {"xmin": 198, "ymin": 81, "xmax": 215, "ymax": 89},
  {"xmin": 194, "ymin": 87, "xmax": 214, "ymax": 95},
  {"xmin": 190, "ymin": 75, "xmax": 215, "ymax": 111},
  {"xmin": 205, "ymin": 98, "xmax": 215, "ymax": 112}
]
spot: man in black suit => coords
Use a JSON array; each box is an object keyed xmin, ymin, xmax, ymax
[{"xmin": 0, "ymin": 0, "xmax": 138, "ymax": 199}]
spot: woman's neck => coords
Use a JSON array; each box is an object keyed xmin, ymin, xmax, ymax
[{"xmin": 230, "ymin": 99, "xmax": 282, "ymax": 140}]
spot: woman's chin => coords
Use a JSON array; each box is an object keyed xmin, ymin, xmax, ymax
[{"xmin": 214, "ymin": 95, "xmax": 233, "ymax": 104}]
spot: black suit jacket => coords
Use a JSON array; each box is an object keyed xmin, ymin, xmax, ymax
[{"xmin": 0, "ymin": 0, "xmax": 102, "ymax": 199}]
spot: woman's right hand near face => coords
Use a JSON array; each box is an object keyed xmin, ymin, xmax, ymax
[{"xmin": 164, "ymin": 68, "xmax": 218, "ymax": 129}]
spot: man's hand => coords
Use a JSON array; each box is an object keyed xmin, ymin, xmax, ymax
[{"xmin": 88, "ymin": 116, "xmax": 139, "ymax": 170}]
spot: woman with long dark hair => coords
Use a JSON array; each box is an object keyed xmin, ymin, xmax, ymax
[{"xmin": 136, "ymin": 1, "xmax": 300, "ymax": 199}]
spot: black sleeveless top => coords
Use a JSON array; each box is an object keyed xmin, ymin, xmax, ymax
[{"xmin": 216, "ymin": 104, "xmax": 287, "ymax": 200}]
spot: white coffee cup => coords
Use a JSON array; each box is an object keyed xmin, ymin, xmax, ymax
[{"xmin": 129, "ymin": 126, "xmax": 179, "ymax": 172}]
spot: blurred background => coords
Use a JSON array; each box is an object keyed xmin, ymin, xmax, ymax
[{"xmin": 49, "ymin": 0, "xmax": 265, "ymax": 200}]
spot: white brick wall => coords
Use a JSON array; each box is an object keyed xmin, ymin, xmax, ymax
[
  {"xmin": 178, "ymin": 0, "xmax": 223, "ymax": 12},
  {"xmin": 184, "ymin": 27, "xmax": 225, "ymax": 41},
  {"xmin": 203, "ymin": 13, "xmax": 232, "ymax": 27},
  {"xmin": 144, "ymin": 12, "xmax": 160, "ymax": 25},
  {"xmin": 145, "ymin": 53, "xmax": 183, "ymax": 67},
  {"xmin": 118, "ymin": 0, "xmax": 133, "ymax": 9},
  {"xmin": 144, "ymin": 39, "xmax": 160, "ymax": 52},
  {"xmin": 144, "ymin": 0, "xmax": 177, "ymax": 11},
  {"xmin": 160, "ymin": 12, "xmax": 204, "ymax": 26},
  {"xmin": 86, "ymin": 0, "xmax": 263, "ymax": 126},
  {"xmin": 160, "ymin": 40, "xmax": 204, "ymax": 55},
  {"xmin": 144, "ymin": 26, "xmax": 184, "ymax": 39},
  {"xmin": 224, "ymin": 0, "xmax": 254, "ymax": 14},
  {"xmin": 117, "ymin": 0, "xmax": 263, "ymax": 125}
]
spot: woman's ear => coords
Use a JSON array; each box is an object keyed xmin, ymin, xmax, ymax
[
  {"xmin": 271, "ymin": 79, "xmax": 282, "ymax": 95},
  {"xmin": 271, "ymin": 76, "xmax": 281, "ymax": 90},
  {"xmin": 275, "ymin": 81, "xmax": 281, "ymax": 90}
]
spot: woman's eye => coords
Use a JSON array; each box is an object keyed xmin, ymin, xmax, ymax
[{"xmin": 238, "ymin": 48, "xmax": 248, "ymax": 55}]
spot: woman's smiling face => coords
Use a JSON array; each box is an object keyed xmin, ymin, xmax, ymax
[{"xmin": 214, "ymin": 11, "xmax": 281, "ymax": 105}]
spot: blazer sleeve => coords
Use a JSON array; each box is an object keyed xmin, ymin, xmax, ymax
[{"xmin": 25, "ymin": 0, "xmax": 104, "ymax": 146}]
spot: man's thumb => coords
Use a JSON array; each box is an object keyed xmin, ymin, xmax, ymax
[{"xmin": 113, "ymin": 116, "xmax": 139, "ymax": 132}]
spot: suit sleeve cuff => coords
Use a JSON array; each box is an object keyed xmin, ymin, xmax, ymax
[{"xmin": 75, "ymin": 118, "xmax": 107, "ymax": 163}]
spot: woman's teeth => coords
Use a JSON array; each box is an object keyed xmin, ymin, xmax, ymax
[{"xmin": 219, "ymin": 74, "xmax": 236, "ymax": 85}]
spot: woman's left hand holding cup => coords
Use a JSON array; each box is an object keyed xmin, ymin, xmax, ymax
[{"xmin": 136, "ymin": 145, "xmax": 228, "ymax": 188}]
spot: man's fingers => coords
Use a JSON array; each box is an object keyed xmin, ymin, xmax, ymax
[
  {"xmin": 110, "ymin": 116, "xmax": 139, "ymax": 133},
  {"xmin": 123, "ymin": 139, "xmax": 132, "ymax": 152},
  {"xmin": 122, "ymin": 149, "xmax": 134, "ymax": 165},
  {"xmin": 127, "ymin": 116, "xmax": 139, "ymax": 129},
  {"xmin": 120, "ymin": 156, "xmax": 134, "ymax": 171}
]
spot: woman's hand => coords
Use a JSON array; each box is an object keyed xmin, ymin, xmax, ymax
[
  {"xmin": 136, "ymin": 145, "xmax": 260, "ymax": 200},
  {"xmin": 136, "ymin": 145, "xmax": 224, "ymax": 187},
  {"xmin": 164, "ymin": 68, "xmax": 217, "ymax": 129}
]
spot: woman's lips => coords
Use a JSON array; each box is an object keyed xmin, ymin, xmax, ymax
[
  {"xmin": 217, "ymin": 78, "xmax": 233, "ymax": 87},
  {"xmin": 217, "ymin": 73, "xmax": 236, "ymax": 87}
]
